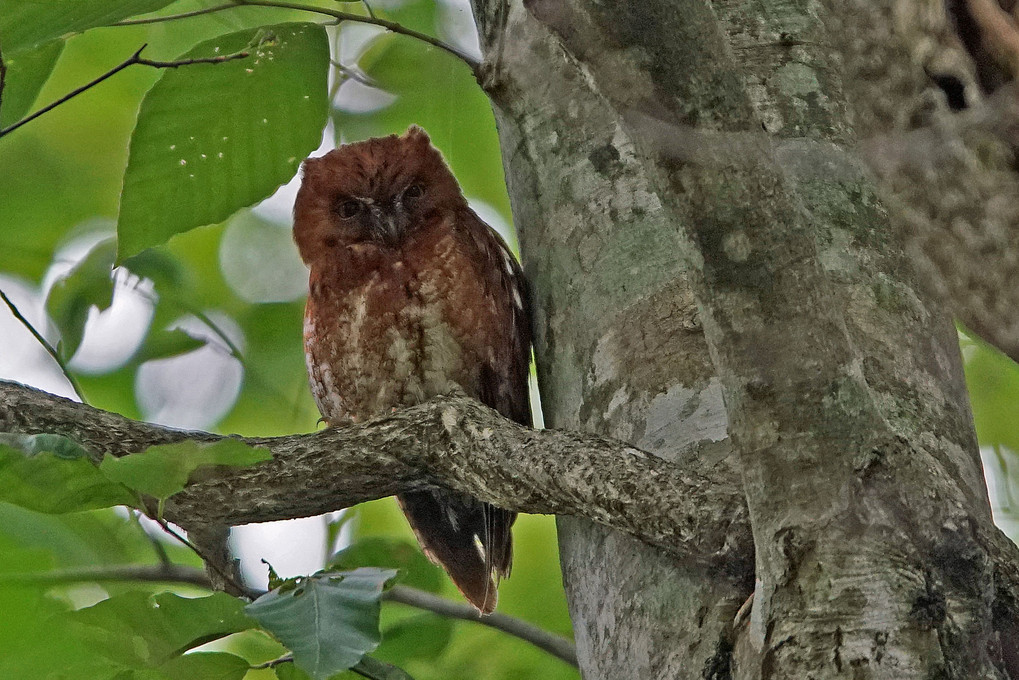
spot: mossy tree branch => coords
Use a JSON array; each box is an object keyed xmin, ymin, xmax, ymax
[{"xmin": 0, "ymin": 379, "xmax": 750, "ymax": 570}]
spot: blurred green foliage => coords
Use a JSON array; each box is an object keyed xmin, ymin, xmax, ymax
[{"xmin": 0, "ymin": 1, "xmax": 574, "ymax": 678}]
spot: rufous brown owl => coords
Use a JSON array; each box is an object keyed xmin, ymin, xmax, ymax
[{"xmin": 293, "ymin": 126, "xmax": 531, "ymax": 613}]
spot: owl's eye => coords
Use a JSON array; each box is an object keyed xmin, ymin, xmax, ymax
[
  {"xmin": 337, "ymin": 200, "xmax": 362, "ymax": 219},
  {"xmin": 404, "ymin": 184, "xmax": 424, "ymax": 200}
]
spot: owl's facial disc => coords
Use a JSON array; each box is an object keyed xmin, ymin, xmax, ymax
[{"xmin": 367, "ymin": 202, "xmax": 409, "ymax": 245}]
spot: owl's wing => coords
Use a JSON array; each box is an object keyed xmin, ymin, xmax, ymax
[
  {"xmin": 460, "ymin": 207, "xmax": 533, "ymax": 427},
  {"xmin": 398, "ymin": 208, "xmax": 531, "ymax": 613}
]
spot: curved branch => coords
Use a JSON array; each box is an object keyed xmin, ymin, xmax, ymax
[
  {"xmin": 0, "ymin": 287, "xmax": 85, "ymax": 401},
  {"xmin": 114, "ymin": 3, "xmax": 238, "ymax": 25},
  {"xmin": 0, "ymin": 44, "xmax": 251, "ymax": 139},
  {"xmin": 233, "ymin": 0, "xmax": 479, "ymax": 70},
  {"xmin": 112, "ymin": 0, "xmax": 476, "ymax": 70},
  {"xmin": 384, "ymin": 585, "xmax": 577, "ymax": 666},
  {"xmin": 0, "ymin": 379, "xmax": 749, "ymax": 569}
]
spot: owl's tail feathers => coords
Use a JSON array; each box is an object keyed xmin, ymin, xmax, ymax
[{"xmin": 397, "ymin": 490, "xmax": 515, "ymax": 614}]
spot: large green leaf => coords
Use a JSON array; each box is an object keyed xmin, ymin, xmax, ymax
[
  {"xmin": 69, "ymin": 590, "xmax": 257, "ymax": 668},
  {"xmin": 0, "ymin": 441, "xmax": 136, "ymax": 513},
  {"xmin": 99, "ymin": 438, "xmax": 272, "ymax": 502},
  {"xmin": 0, "ymin": 0, "xmax": 176, "ymax": 54},
  {"xmin": 0, "ymin": 40, "xmax": 64, "ymax": 129},
  {"xmin": 246, "ymin": 568, "xmax": 399, "ymax": 680},
  {"xmin": 45, "ymin": 237, "xmax": 116, "ymax": 360},
  {"xmin": 117, "ymin": 23, "xmax": 330, "ymax": 261}
]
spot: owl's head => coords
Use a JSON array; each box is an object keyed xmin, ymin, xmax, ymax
[{"xmin": 293, "ymin": 126, "xmax": 466, "ymax": 263}]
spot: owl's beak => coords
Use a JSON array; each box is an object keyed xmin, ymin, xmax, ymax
[{"xmin": 368, "ymin": 204, "xmax": 408, "ymax": 246}]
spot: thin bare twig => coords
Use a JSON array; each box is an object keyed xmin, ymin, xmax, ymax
[
  {"xmin": 233, "ymin": 0, "xmax": 479, "ymax": 70},
  {"xmin": 130, "ymin": 509, "xmax": 173, "ymax": 567},
  {"xmin": 384, "ymin": 585, "xmax": 578, "ymax": 666},
  {"xmin": 330, "ymin": 60, "xmax": 379, "ymax": 88},
  {"xmin": 0, "ymin": 287, "xmax": 86, "ymax": 402},
  {"xmin": 0, "ymin": 43, "xmax": 251, "ymax": 139},
  {"xmin": 254, "ymin": 655, "xmax": 415, "ymax": 679},
  {"xmin": 111, "ymin": 0, "xmax": 475, "ymax": 71},
  {"xmin": 113, "ymin": 3, "xmax": 237, "ymax": 25},
  {"xmin": 4, "ymin": 564, "xmax": 213, "ymax": 589},
  {"xmin": 150, "ymin": 516, "xmax": 251, "ymax": 599},
  {"xmin": 251, "ymin": 655, "xmax": 294, "ymax": 670}
]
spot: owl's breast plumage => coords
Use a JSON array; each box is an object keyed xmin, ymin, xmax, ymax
[{"xmin": 303, "ymin": 224, "xmax": 495, "ymax": 424}]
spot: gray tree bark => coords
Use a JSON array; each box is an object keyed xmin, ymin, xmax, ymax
[{"xmin": 471, "ymin": 0, "xmax": 1019, "ymax": 677}]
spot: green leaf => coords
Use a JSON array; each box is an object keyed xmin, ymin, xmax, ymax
[
  {"xmin": 379, "ymin": 614, "xmax": 454, "ymax": 665},
  {"xmin": 69, "ymin": 591, "xmax": 257, "ymax": 668},
  {"xmin": 45, "ymin": 237, "xmax": 116, "ymax": 360},
  {"xmin": 135, "ymin": 328, "xmax": 206, "ymax": 363},
  {"xmin": 330, "ymin": 537, "xmax": 444, "ymax": 594},
  {"xmin": 264, "ymin": 559, "xmax": 286, "ymax": 591},
  {"xmin": 121, "ymin": 249, "xmax": 185, "ymax": 290},
  {"xmin": 100, "ymin": 439, "xmax": 271, "ymax": 502},
  {"xmin": 963, "ymin": 330, "xmax": 1019, "ymax": 454},
  {"xmin": 275, "ymin": 663, "xmax": 312, "ymax": 680},
  {"xmin": 0, "ymin": 441, "xmax": 136, "ymax": 513},
  {"xmin": 117, "ymin": 23, "xmax": 330, "ymax": 261},
  {"xmin": 0, "ymin": 0, "xmax": 176, "ymax": 54},
  {"xmin": 158, "ymin": 651, "xmax": 251, "ymax": 680},
  {"xmin": 0, "ymin": 432, "xmax": 90, "ymax": 459},
  {"xmin": 246, "ymin": 568, "xmax": 400, "ymax": 680},
  {"xmin": 0, "ymin": 40, "xmax": 64, "ymax": 129},
  {"xmin": 351, "ymin": 656, "xmax": 415, "ymax": 680}
]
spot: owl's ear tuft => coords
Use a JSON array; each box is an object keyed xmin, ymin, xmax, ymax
[
  {"xmin": 404, "ymin": 125, "xmax": 431, "ymax": 145},
  {"xmin": 301, "ymin": 155, "xmax": 322, "ymax": 175}
]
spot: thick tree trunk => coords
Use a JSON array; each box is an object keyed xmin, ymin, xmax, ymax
[
  {"xmin": 470, "ymin": 3, "xmax": 753, "ymax": 678},
  {"xmin": 472, "ymin": 0, "xmax": 1017, "ymax": 677}
]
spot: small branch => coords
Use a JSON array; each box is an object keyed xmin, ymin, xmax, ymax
[
  {"xmin": 151, "ymin": 516, "xmax": 249, "ymax": 598},
  {"xmin": 113, "ymin": 3, "xmax": 237, "ymax": 25},
  {"xmin": 384, "ymin": 585, "xmax": 578, "ymax": 667},
  {"xmin": 233, "ymin": 0, "xmax": 479, "ymax": 71},
  {"xmin": 251, "ymin": 655, "xmax": 293, "ymax": 670},
  {"xmin": 330, "ymin": 60, "xmax": 379, "ymax": 88},
  {"xmin": 0, "ymin": 44, "xmax": 250, "ymax": 139},
  {"xmin": 130, "ymin": 509, "xmax": 172, "ymax": 567},
  {"xmin": 188, "ymin": 307, "xmax": 245, "ymax": 362},
  {"xmin": 253, "ymin": 655, "xmax": 415, "ymax": 680},
  {"xmin": 112, "ymin": 0, "xmax": 476, "ymax": 71},
  {"xmin": 4, "ymin": 564, "xmax": 213, "ymax": 589},
  {"xmin": 0, "ymin": 287, "xmax": 86, "ymax": 402}
]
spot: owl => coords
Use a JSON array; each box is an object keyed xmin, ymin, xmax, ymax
[{"xmin": 293, "ymin": 126, "xmax": 531, "ymax": 613}]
